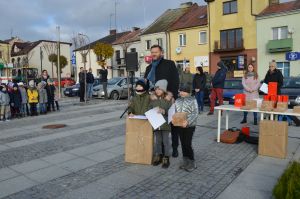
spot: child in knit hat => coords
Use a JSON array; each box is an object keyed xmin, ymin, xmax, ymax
[
  {"xmin": 149, "ymin": 79, "xmax": 172, "ymax": 168},
  {"xmin": 128, "ymin": 79, "xmax": 150, "ymax": 116},
  {"xmin": 38, "ymin": 81, "xmax": 48, "ymax": 114},
  {"xmin": 0, "ymin": 84, "xmax": 11, "ymax": 121},
  {"xmin": 18, "ymin": 82, "xmax": 29, "ymax": 117},
  {"xmin": 27, "ymin": 80, "xmax": 39, "ymax": 116},
  {"xmin": 172, "ymin": 83, "xmax": 198, "ymax": 172}
]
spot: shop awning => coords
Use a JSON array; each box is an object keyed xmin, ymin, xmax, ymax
[{"xmin": 0, "ymin": 63, "xmax": 4, "ymax": 69}]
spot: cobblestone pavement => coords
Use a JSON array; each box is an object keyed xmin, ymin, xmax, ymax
[{"xmin": 0, "ymin": 98, "xmax": 258, "ymax": 199}]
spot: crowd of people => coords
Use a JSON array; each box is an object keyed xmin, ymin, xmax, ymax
[{"xmin": 0, "ymin": 70, "xmax": 59, "ymax": 121}]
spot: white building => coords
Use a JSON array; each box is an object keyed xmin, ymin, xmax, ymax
[
  {"xmin": 73, "ymin": 30, "xmax": 130, "ymax": 81},
  {"xmin": 11, "ymin": 40, "xmax": 72, "ymax": 78}
]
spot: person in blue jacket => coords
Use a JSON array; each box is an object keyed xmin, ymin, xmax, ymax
[{"xmin": 208, "ymin": 61, "xmax": 227, "ymax": 115}]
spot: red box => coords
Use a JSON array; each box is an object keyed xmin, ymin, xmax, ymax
[
  {"xmin": 241, "ymin": 127, "xmax": 250, "ymax": 137},
  {"xmin": 268, "ymin": 82, "xmax": 278, "ymax": 96},
  {"xmin": 282, "ymin": 95, "xmax": 289, "ymax": 102},
  {"xmin": 234, "ymin": 94, "xmax": 246, "ymax": 107},
  {"xmin": 270, "ymin": 95, "xmax": 278, "ymax": 102}
]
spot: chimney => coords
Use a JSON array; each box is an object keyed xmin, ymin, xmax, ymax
[
  {"xmin": 110, "ymin": 29, "xmax": 117, "ymax": 35},
  {"xmin": 180, "ymin": 2, "xmax": 193, "ymax": 8},
  {"xmin": 269, "ymin": 0, "xmax": 279, "ymax": 5},
  {"xmin": 132, "ymin": 27, "xmax": 140, "ymax": 31}
]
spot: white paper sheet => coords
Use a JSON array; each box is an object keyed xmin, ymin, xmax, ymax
[
  {"xmin": 168, "ymin": 104, "xmax": 176, "ymax": 124},
  {"xmin": 128, "ymin": 115, "xmax": 148, "ymax": 120},
  {"xmin": 145, "ymin": 107, "xmax": 166, "ymax": 130},
  {"xmin": 259, "ymin": 83, "xmax": 268, "ymax": 94}
]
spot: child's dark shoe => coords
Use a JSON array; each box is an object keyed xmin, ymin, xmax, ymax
[
  {"xmin": 162, "ymin": 156, "xmax": 170, "ymax": 169},
  {"xmin": 152, "ymin": 155, "xmax": 162, "ymax": 166}
]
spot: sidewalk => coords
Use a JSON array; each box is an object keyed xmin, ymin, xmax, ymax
[{"xmin": 216, "ymin": 115, "xmax": 300, "ymax": 199}]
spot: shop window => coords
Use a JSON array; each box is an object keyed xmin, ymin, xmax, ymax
[
  {"xmin": 272, "ymin": 26, "xmax": 288, "ymax": 40},
  {"xmin": 277, "ymin": 62, "xmax": 290, "ymax": 77},
  {"xmin": 223, "ymin": 0, "xmax": 237, "ymax": 15}
]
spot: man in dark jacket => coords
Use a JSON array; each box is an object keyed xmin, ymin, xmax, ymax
[
  {"xmin": 263, "ymin": 61, "xmax": 284, "ymax": 94},
  {"xmin": 86, "ymin": 68, "xmax": 94, "ymax": 100},
  {"xmin": 78, "ymin": 67, "xmax": 86, "ymax": 102},
  {"xmin": 208, "ymin": 61, "xmax": 227, "ymax": 115},
  {"xmin": 99, "ymin": 66, "xmax": 108, "ymax": 99},
  {"xmin": 144, "ymin": 45, "xmax": 180, "ymax": 158}
]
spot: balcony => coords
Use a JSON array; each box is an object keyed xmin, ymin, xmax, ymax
[
  {"xmin": 267, "ymin": 38, "xmax": 293, "ymax": 53},
  {"xmin": 214, "ymin": 39, "xmax": 245, "ymax": 53}
]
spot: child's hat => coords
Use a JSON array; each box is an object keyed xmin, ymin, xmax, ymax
[
  {"xmin": 29, "ymin": 80, "xmax": 35, "ymax": 87},
  {"xmin": 155, "ymin": 79, "xmax": 168, "ymax": 93},
  {"xmin": 179, "ymin": 83, "xmax": 192, "ymax": 93},
  {"xmin": 136, "ymin": 80, "xmax": 147, "ymax": 90},
  {"xmin": 13, "ymin": 83, "xmax": 18, "ymax": 88},
  {"xmin": 17, "ymin": 82, "xmax": 24, "ymax": 86}
]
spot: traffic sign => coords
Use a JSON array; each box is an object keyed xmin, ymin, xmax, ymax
[
  {"xmin": 286, "ymin": 52, "xmax": 300, "ymax": 61},
  {"xmin": 71, "ymin": 53, "xmax": 76, "ymax": 65}
]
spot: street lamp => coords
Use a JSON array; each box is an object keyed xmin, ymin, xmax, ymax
[{"xmin": 78, "ymin": 33, "xmax": 91, "ymax": 103}]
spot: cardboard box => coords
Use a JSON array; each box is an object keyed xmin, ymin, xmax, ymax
[
  {"xmin": 259, "ymin": 120, "xmax": 288, "ymax": 159},
  {"xmin": 125, "ymin": 118, "xmax": 153, "ymax": 165},
  {"xmin": 241, "ymin": 100, "xmax": 257, "ymax": 110},
  {"xmin": 172, "ymin": 112, "xmax": 188, "ymax": 127},
  {"xmin": 260, "ymin": 101, "xmax": 275, "ymax": 111},
  {"xmin": 274, "ymin": 102, "xmax": 288, "ymax": 112},
  {"xmin": 293, "ymin": 106, "xmax": 300, "ymax": 114}
]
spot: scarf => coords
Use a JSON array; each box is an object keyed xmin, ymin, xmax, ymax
[
  {"xmin": 246, "ymin": 72, "xmax": 255, "ymax": 78},
  {"xmin": 147, "ymin": 58, "xmax": 162, "ymax": 84}
]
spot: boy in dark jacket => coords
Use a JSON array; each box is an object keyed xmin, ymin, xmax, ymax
[
  {"xmin": 46, "ymin": 79, "xmax": 56, "ymax": 112},
  {"xmin": 10, "ymin": 83, "xmax": 22, "ymax": 118},
  {"xmin": 208, "ymin": 61, "xmax": 227, "ymax": 115},
  {"xmin": 263, "ymin": 61, "xmax": 284, "ymax": 94},
  {"xmin": 149, "ymin": 79, "xmax": 172, "ymax": 168},
  {"xmin": 128, "ymin": 80, "xmax": 150, "ymax": 116},
  {"xmin": 193, "ymin": 67, "xmax": 207, "ymax": 112}
]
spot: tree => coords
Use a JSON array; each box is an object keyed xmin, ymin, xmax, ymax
[
  {"xmin": 93, "ymin": 42, "xmax": 114, "ymax": 67},
  {"xmin": 51, "ymin": 54, "xmax": 68, "ymax": 74},
  {"xmin": 43, "ymin": 42, "xmax": 57, "ymax": 77}
]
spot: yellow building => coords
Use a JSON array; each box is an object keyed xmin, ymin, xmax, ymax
[
  {"xmin": 205, "ymin": 0, "xmax": 270, "ymax": 77},
  {"xmin": 0, "ymin": 40, "xmax": 11, "ymax": 82},
  {"xmin": 168, "ymin": 4, "xmax": 209, "ymax": 74}
]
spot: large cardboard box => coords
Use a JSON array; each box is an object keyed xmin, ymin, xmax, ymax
[
  {"xmin": 125, "ymin": 118, "xmax": 153, "ymax": 165},
  {"xmin": 172, "ymin": 112, "xmax": 188, "ymax": 127},
  {"xmin": 259, "ymin": 120, "xmax": 288, "ymax": 159}
]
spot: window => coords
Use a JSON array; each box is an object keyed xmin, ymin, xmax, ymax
[
  {"xmin": 179, "ymin": 33, "xmax": 186, "ymax": 47},
  {"xmin": 146, "ymin": 40, "xmax": 151, "ymax": 50},
  {"xmin": 223, "ymin": 0, "xmax": 237, "ymax": 15},
  {"xmin": 0, "ymin": 51, "xmax": 2, "ymax": 59},
  {"xmin": 277, "ymin": 62, "xmax": 290, "ymax": 77},
  {"xmin": 157, "ymin": 38, "xmax": 163, "ymax": 48},
  {"xmin": 115, "ymin": 50, "xmax": 121, "ymax": 64},
  {"xmin": 220, "ymin": 28, "xmax": 243, "ymax": 49},
  {"xmin": 272, "ymin": 26, "xmax": 288, "ymax": 40},
  {"xmin": 130, "ymin": 48, "xmax": 136, "ymax": 53},
  {"xmin": 176, "ymin": 60, "xmax": 190, "ymax": 71},
  {"xmin": 199, "ymin": 31, "xmax": 207, "ymax": 44}
]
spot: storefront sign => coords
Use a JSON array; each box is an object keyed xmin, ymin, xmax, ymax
[
  {"xmin": 238, "ymin": 56, "xmax": 244, "ymax": 69},
  {"xmin": 234, "ymin": 70, "xmax": 244, "ymax": 78},
  {"xmin": 286, "ymin": 52, "xmax": 300, "ymax": 61},
  {"xmin": 194, "ymin": 56, "xmax": 209, "ymax": 67}
]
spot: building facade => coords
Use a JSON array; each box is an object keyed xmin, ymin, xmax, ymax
[
  {"xmin": 11, "ymin": 40, "xmax": 72, "ymax": 79},
  {"xmin": 0, "ymin": 40, "xmax": 11, "ymax": 83},
  {"xmin": 168, "ymin": 4, "xmax": 209, "ymax": 74},
  {"xmin": 205, "ymin": 0, "xmax": 269, "ymax": 78},
  {"xmin": 256, "ymin": 0, "xmax": 300, "ymax": 78}
]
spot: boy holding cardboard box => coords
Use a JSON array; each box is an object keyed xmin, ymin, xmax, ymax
[{"xmin": 172, "ymin": 83, "xmax": 198, "ymax": 172}]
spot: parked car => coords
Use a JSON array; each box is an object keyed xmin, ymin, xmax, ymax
[
  {"xmin": 93, "ymin": 77, "xmax": 139, "ymax": 100},
  {"xmin": 64, "ymin": 83, "xmax": 80, "ymax": 97},
  {"xmin": 54, "ymin": 78, "xmax": 76, "ymax": 88},
  {"xmin": 281, "ymin": 77, "xmax": 300, "ymax": 108},
  {"xmin": 223, "ymin": 79, "xmax": 243, "ymax": 104},
  {"xmin": 63, "ymin": 78, "xmax": 101, "ymax": 97}
]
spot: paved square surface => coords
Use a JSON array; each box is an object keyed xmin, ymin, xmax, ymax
[{"xmin": 0, "ymin": 99, "xmax": 299, "ymax": 199}]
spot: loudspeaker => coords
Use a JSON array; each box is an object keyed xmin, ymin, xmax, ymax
[{"xmin": 125, "ymin": 52, "xmax": 138, "ymax": 72}]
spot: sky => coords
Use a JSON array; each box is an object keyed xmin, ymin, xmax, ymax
[
  {"xmin": 0, "ymin": 0, "xmax": 205, "ymax": 43},
  {"xmin": 0, "ymin": 0, "xmax": 294, "ymax": 43}
]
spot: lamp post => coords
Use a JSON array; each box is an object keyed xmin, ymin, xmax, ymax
[
  {"xmin": 56, "ymin": 26, "xmax": 61, "ymax": 99},
  {"xmin": 78, "ymin": 33, "xmax": 91, "ymax": 103}
]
